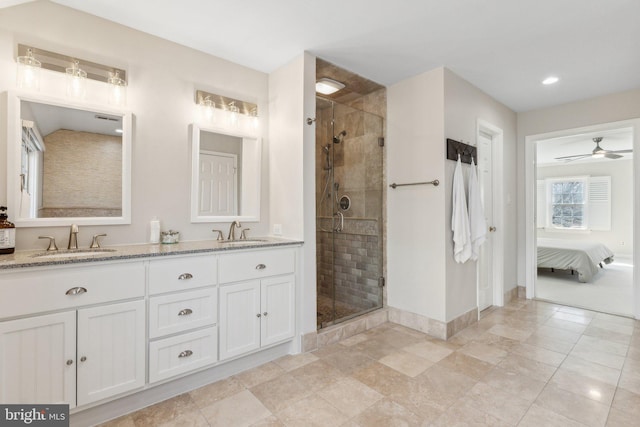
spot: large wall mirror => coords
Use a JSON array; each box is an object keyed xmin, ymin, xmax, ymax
[
  {"xmin": 6, "ymin": 92, "xmax": 132, "ymax": 226},
  {"xmin": 190, "ymin": 124, "xmax": 261, "ymax": 223}
]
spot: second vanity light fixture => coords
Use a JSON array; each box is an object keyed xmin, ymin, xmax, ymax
[
  {"xmin": 15, "ymin": 44, "xmax": 128, "ymax": 105},
  {"xmin": 195, "ymin": 89, "xmax": 259, "ymax": 130}
]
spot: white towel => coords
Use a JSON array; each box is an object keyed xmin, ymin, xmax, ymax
[
  {"xmin": 468, "ymin": 158, "xmax": 487, "ymax": 260},
  {"xmin": 452, "ymin": 155, "xmax": 471, "ymax": 263}
]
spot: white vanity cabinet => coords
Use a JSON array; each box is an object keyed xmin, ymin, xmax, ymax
[
  {"xmin": 218, "ymin": 248, "xmax": 295, "ymax": 360},
  {"xmin": 147, "ymin": 255, "xmax": 218, "ymax": 383},
  {"xmin": 0, "ymin": 262, "xmax": 145, "ymax": 409}
]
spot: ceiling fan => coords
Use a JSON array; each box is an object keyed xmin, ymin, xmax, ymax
[{"xmin": 554, "ymin": 137, "xmax": 633, "ymax": 162}]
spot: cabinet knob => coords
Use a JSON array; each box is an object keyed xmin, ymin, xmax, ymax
[
  {"xmin": 255, "ymin": 264, "xmax": 266, "ymax": 270},
  {"xmin": 80, "ymin": 356, "xmax": 87, "ymax": 362},
  {"xmin": 263, "ymin": 312, "xmax": 268, "ymax": 317},
  {"xmin": 65, "ymin": 287, "xmax": 87, "ymax": 296},
  {"xmin": 66, "ymin": 359, "xmax": 74, "ymax": 366},
  {"xmin": 178, "ymin": 350, "xmax": 193, "ymax": 358},
  {"xmin": 256, "ymin": 313, "xmax": 261, "ymax": 318},
  {"xmin": 178, "ymin": 308, "xmax": 193, "ymax": 316},
  {"xmin": 178, "ymin": 273, "xmax": 193, "ymax": 280}
]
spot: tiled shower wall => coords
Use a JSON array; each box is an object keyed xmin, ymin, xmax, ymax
[{"xmin": 316, "ymin": 89, "xmax": 386, "ymax": 317}]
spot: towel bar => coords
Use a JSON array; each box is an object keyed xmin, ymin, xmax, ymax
[{"xmin": 389, "ymin": 180, "xmax": 439, "ymax": 189}]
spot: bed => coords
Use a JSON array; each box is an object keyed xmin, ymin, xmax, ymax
[{"xmin": 537, "ymin": 238, "xmax": 615, "ymax": 283}]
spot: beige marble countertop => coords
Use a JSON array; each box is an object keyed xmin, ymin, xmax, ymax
[{"xmin": 0, "ymin": 237, "xmax": 303, "ymax": 270}]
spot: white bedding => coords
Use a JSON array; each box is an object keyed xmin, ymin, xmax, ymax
[{"xmin": 537, "ymin": 238, "xmax": 615, "ymax": 283}]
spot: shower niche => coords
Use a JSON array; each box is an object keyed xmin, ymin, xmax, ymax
[{"xmin": 315, "ymin": 59, "xmax": 386, "ymax": 329}]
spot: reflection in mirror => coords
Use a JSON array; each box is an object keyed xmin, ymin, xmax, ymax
[
  {"xmin": 7, "ymin": 93, "xmax": 132, "ymax": 226},
  {"xmin": 190, "ymin": 124, "xmax": 261, "ymax": 223}
]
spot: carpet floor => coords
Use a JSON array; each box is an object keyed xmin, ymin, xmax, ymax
[{"xmin": 536, "ymin": 257, "xmax": 633, "ymax": 317}]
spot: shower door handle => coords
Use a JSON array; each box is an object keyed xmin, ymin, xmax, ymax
[{"xmin": 334, "ymin": 212, "xmax": 344, "ymax": 233}]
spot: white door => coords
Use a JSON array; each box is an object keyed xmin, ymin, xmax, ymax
[
  {"xmin": 477, "ymin": 132, "xmax": 494, "ymax": 311},
  {"xmin": 0, "ymin": 311, "xmax": 76, "ymax": 407},
  {"xmin": 76, "ymin": 300, "xmax": 145, "ymax": 406},
  {"xmin": 199, "ymin": 152, "xmax": 237, "ymax": 216},
  {"xmin": 261, "ymin": 275, "xmax": 295, "ymax": 346},
  {"xmin": 219, "ymin": 281, "xmax": 261, "ymax": 360}
]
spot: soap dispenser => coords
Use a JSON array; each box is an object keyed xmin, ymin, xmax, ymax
[{"xmin": 0, "ymin": 206, "xmax": 16, "ymax": 255}]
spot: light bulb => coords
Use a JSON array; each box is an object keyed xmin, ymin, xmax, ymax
[
  {"xmin": 16, "ymin": 48, "xmax": 41, "ymax": 91},
  {"xmin": 108, "ymin": 71, "xmax": 127, "ymax": 106},
  {"xmin": 66, "ymin": 60, "xmax": 87, "ymax": 99}
]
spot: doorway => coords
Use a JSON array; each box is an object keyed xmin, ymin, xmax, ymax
[
  {"xmin": 525, "ymin": 119, "xmax": 640, "ymax": 318},
  {"xmin": 532, "ymin": 126, "xmax": 634, "ymax": 316},
  {"xmin": 477, "ymin": 120, "xmax": 505, "ymax": 311}
]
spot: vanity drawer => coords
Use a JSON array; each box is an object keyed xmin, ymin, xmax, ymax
[
  {"xmin": 219, "ymin": 248, "xmax": 295, "ymax": 284},
  {"xmin": 149, "ymin": 287, "xmax": 217, "ymax": 338},
  {"xmin": 148, "ymin": 327, "xmax": 218, "ymax": 383},
  {"xmin": 0, "ymin": 262, "xmax": 145, "ymax": 319},
  {"xmin": 148, "ymin": 255, "xmax": 217, "ymax": 295}
]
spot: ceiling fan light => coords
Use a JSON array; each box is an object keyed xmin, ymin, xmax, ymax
[{"xmin": 592, "ymin": 152, "xmax": 605, "ymax": 159}]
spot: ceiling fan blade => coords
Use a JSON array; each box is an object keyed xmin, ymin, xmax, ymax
[
  {"xmin": 604, "ymin": 153, "xmax": 623, "ymax": 159},
  {"xmin": 554, "ymin": 153, "xmax": 591, "ymax": 160},
  {"xmin": 610, "ymin": 149, "xmax": 633, "ymax": 154}
]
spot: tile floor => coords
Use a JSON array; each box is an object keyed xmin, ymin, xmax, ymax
[{"xmin": 100, "ymin": 298, "xmax": 640, "ymax": 426}]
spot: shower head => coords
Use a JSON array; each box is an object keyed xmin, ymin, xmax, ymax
[{"xmin": 333, "ymin": 130, "xmax": 347, "ymax": 144}]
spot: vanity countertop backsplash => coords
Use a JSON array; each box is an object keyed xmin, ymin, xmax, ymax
[{"xmin": 0, "ymin": 237, "xmax": 302, "ymax": 270}]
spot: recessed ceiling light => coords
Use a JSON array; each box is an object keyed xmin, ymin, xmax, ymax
[
  {"xmin": 316, "ymin": 78, "xmax": 345, "ymax": 95},
  {"xmin": 542, "ymin": 76, "xmax": 559, "ymax": 85}
]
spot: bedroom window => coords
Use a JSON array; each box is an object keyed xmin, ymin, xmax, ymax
[
  {"xmin": 550, "ymin": 178, "xmax": 587, "ymax": 229},
  {"xmin": 537, "ymin": 176, "xmax": 611, "ymax": 231}
]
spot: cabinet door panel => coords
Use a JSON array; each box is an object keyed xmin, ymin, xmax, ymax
[
  {"xmin": 77, "ymin": 300, "xmax": 145, "ymax": 406},
  {"xmin": 261, "ymin": 275, "xmax": 295, "ymax": 346},
  {"xmin": 219, "ymin": 281, "xmax": 260, "ymax": 360},
  {"xmin": 0, "ymin": 312, "xmax": 76, "ymax": 407}
]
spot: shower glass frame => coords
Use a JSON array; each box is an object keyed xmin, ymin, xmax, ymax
[{"xmin": 315, "ymin": 96, "xmax": 384, "ymax": 329}]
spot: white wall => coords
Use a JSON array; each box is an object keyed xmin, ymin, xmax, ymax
[
  {"xmin": 268, "ymin": 52, "xmax": 317, "ymax": 335},
  {"xmin": 0, "ymin": 1, "xmax": 271, "ymax": 249},
  {"xmin": 387, "ymin": 67, "xmax": 517, "ymax": 324},
  {"xmin": 537, "ymin": 160, "xmax": 633, "ymax": 257},
  {"xmin": 443, "ymin": 69, "xmax": 517, "ymax": 320},
  {"xmin": 387, "ymin": 68, "xmax": 447, "ymax": 322},
  {"xmin": 517, "ymin": 88, "xmax": 640, "ymax": 285}
]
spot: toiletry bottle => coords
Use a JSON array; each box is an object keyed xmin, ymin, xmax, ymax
[
  {"xmin": 0, "ymin": 206, "xmax": 16, "ymax": 255},
  {"xmin": 150, "ymin": 217, "xmax": 160, "ymax": 244}
]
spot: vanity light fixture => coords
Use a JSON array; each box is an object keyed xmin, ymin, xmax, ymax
[
  {"xmin": 66, "ymin": 60, "xmax": 87, "ymax": 99},
  {"xmin": 316, "ymin": 77, "xmax": 345, "ymax": 95},
  {"xmin": 107, "ymin": 70, "xmax": 127, "ymax": 106},
  {"xmin": 542, "ymin": 76, "xmax": 559, "ymax": 85},
  {"xmin": 16, "ymin": 47, "xmax": 41, "ymax": 91},
  {"xmin": 15, "ymin": 45, "xmax": 128, "ymax": 102},
  {"xmin": 194, "ymin": 89, "xmax": 258, "ymax": 129}
]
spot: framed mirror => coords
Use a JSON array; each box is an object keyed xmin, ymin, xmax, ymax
[
  {"xmin": 6, "ymin": 92, "xmax": 132, "ymax": 226},
  {"xmin": 190, "ymin": 124, "xmax": 261, "ymax": 223}
]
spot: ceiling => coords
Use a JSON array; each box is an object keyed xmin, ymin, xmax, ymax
[
  {"xmin": 24, "ymin": 100, "xmax": 122, "ymax": 137},
  {"xmin": 10, "ymin": 0, "xmax": 640, "ymax": 112},
  {"xmin": 536, "ymin": 127, "xmax": 633, "ymax": 166}
]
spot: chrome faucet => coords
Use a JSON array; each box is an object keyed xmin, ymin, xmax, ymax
[
  {"xmin": 227, "ymin": 221, "xmax": 241, "ymax": 241},
  {"xmin": 68, "ymin": 224, "xmax": 79, "ymax": 250}
]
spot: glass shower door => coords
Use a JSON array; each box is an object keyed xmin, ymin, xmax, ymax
[{"xmin": 316, "ymin": 97, "xmax": 384, "ymax": 329}]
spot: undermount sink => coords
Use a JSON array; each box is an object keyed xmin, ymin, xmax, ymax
[
  {"xmin": 219, "ymin": 239, "xmax": 268, "ymax": 245},
  {"xmin": 32, "ymin": 249, "xmax": 117, "ymax": 259}
]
